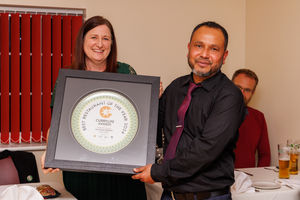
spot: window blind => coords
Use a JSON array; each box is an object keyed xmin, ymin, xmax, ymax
[{"xmin": 0, "ymin": 11, "xmax": 83, "ymax": 144}]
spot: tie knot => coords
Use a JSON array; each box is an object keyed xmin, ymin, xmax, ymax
[{"xmin": 188, "ymin": 82, "xmax": 200, "ymax": 94}]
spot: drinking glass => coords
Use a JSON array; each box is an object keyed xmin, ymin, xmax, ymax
[
  {"xmin": 287, "ymin": 140, "xmax": 299, "ymax": 175},
  {"xmin": 278, "ymin": 144, "xmax": 290, "ymax": 179},
  {"xmin": 289, "ymin": 149, "xmax": 298, "ymax": 175}
]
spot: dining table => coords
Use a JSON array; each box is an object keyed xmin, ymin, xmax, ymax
[
  {"xmin": 0, "ymin": 181, "xmax": 77, "ymax": 200},
  {"xmin": 232, "ymin": 167, "xmax": 300, "ymax": 200}
]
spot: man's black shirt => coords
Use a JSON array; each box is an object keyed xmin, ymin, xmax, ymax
[{"xmin": 152, "ymin": 71, "xmax": 245, "ymax": 192}]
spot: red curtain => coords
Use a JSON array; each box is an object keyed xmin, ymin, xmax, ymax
[
  {"xmin": 52, "ymin": 15, "xmax": 61, "ymax": 89},
  {"xmin": 21, "ymin": 14, "xmax": 31, "ymax": 143},
  {"xmin": 63, "ymin": 16, "xmax": 72, "ymax": 68},
  {"xmin": 10, "ymin": 14, "xmax": 21, "ymax": 143},
  {"xmin": 42, "ymin": 15, "xmax": 52, "ymax": 141},
  {"xmin": 71, "ymin": 16, "xmax": 83, "ymax": 64},
  {"xmin": 32, "ymin": 14, "xmax": 42, "ymax": 142},
  {"xmin": 0, "ymin": 14, "xmax": 10, "ymax": 144},
  {"xmin": 0, "ymin": 13, "xmax": 83, "ymax": 144}
]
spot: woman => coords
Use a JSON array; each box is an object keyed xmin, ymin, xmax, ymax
[{"xmin": 41, "ymin": 16, "xmax": 147, "ymax": 200}]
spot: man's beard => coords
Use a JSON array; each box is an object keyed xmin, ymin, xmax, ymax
[
  {"xmin": 192, "ymin": 67, "xmax": 221, "ymax": 77},
  {"xmin": 188, "ymin": 58, "xmax": 223, "ymax": 77}
]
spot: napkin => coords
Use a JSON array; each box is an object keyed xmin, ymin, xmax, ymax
[
  {"xmin": 0, "ymin": 185, "xmax": 44, "ymax": 200},
  {"xmin": 231, "ymin": 171, "xmax": 255, "ymax": 193}
]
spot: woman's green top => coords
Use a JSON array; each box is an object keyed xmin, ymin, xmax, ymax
[{"xmin": 51, "ymin": 62, "xmax": 146, "ymax": 200}]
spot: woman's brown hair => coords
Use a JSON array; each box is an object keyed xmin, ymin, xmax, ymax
[{"xmin": 72, "ymin": 16, "xmax": 117, "ymax": 72}]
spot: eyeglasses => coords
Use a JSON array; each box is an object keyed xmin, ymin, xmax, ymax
[{"xmin": 236, "ymin": 85, "xmax": 253, "ymax": 93}]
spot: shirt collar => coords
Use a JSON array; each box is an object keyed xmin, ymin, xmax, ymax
[{"xmin": 184, "ymin": 71, "xmax": 223, "ymax": 92}]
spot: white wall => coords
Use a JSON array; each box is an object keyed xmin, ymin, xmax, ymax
[{"xmin": 246, "ymin": 0, "xmax": 300, "ymax": 166}]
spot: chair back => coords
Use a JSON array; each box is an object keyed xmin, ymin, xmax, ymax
[
  {"xmin": 0, "ymin": 156, "xmax": 20, "ymax": 185},
  {"xmin": 0, "ymin": 150, "xmax": 40, "ymax": 185}
]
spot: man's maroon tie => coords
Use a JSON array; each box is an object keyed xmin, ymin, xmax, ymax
[{"xmin": 164, "ymin": 82, "xmax": 200, "ymax": 161}]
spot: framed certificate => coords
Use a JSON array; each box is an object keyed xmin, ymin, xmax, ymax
[{"xmin": 45, "ymin": 69, "xmax": 160, "ymax": 174}]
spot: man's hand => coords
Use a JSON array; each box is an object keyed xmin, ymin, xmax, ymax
[{"xmin": 132, "ymin": 164, "xmax": 155, "ymax": 184}]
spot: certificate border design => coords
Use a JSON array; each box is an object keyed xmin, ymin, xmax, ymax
[{"xmin": 71, "ymin": 90, "xmax": 139, "ymax": 154}]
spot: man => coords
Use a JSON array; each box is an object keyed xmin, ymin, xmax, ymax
[
  {"xmin": 232, "ymin": 69, "xmax": 271, "ymax": 168},
  {"xmin": 132, "ymin": 21, "xmax": 245, "ymax": 200}
]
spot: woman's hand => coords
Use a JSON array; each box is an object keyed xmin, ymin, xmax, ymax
[
  {"xmin": 159, "ymin": 82, "xmax": 164, "ymax": 98},
  {"xmin": 41, "ymin": 128, "xmax": 60, "ymax": 174},
  {"xmin": 41, "ymin": 151, "xmax": 60, "ymax": 174}
]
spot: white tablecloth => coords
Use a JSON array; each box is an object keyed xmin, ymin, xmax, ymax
[
  {"xmin": 0, "ymin": 182, "xmax": 76, "ymax": 200},
  {"xmin": 232, "ymin": 167, "xmax": 300, "ymax": 200}
]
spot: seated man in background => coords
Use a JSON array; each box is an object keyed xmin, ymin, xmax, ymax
[{"xmin": 232, "ymin": 69, "xmax": 271, "ymax": 168}]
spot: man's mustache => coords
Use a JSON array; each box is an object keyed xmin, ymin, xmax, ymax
[{"xmin": 195, "ymin": 58, "xmax": 212, "ymax": 65}]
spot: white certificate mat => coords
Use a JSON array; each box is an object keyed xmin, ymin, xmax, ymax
[{"xmin": 71, "ymin": 90, "xmax": 138, "ymax": 154}]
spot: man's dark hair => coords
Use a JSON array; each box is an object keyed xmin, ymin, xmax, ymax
[
  {"xmin": 190, "ymin": 21, "xmax": 229, "ymax": 50},
  {"xmin": 232, "ymin": 68, "xmax": 259, "ymax": 90}
]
